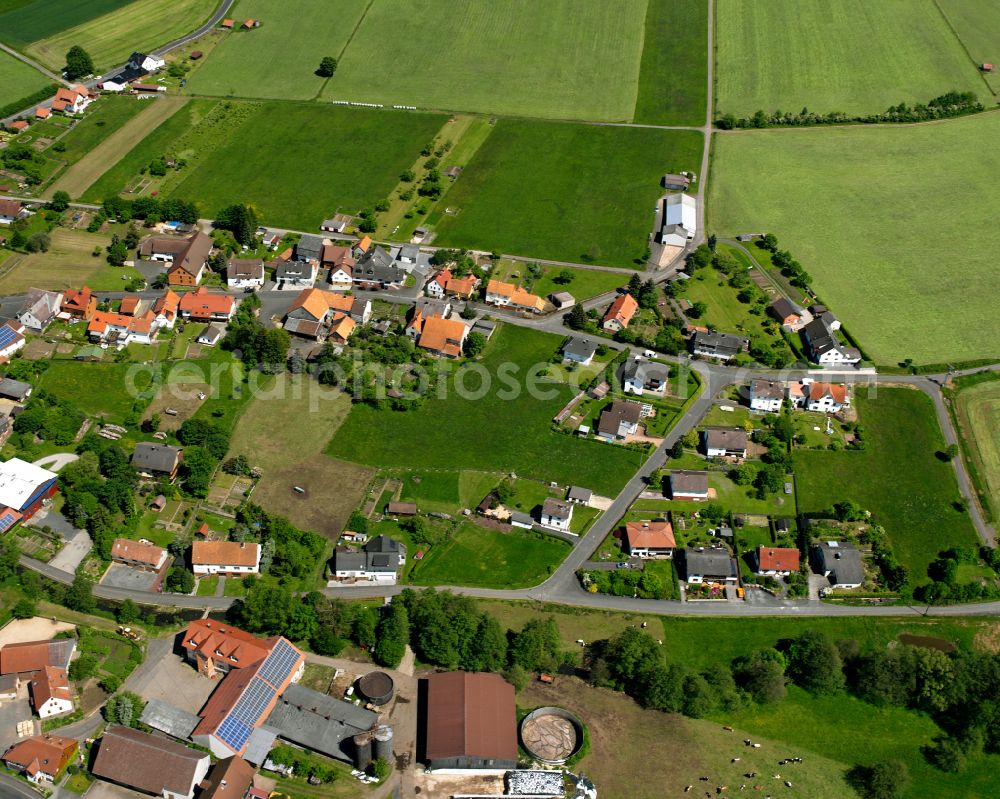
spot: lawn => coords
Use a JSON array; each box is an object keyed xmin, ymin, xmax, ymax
[
  {"xmin": 166, "ymin": 101, "xmax": 446, "ymax": 229},
  {"xmin": 0, "ymin": 229, "xmax": 142, "ymax": 293},
  {"xmin": 228, "ymin": 374, "xmax": 374, "ymax": 538},
  {"xmin": 0, "ymin": 47, "xmax": 50, "ymax": 107},
  {"xmin": 326, "ymin": 326, "xmax": 647, "ymax": 496},
  {"xmin": 633, "ymin": 0, "xmax": 707, "ymax": 125},
  {"xmin": 49, "ymin": 96, "xmax": 187, "ymax": 199},
  {"xmin": 325, "ymin": 0, "xmax": 647, "ymax": 122},
  {"xmin": 714, "ymin": 0, "xmax": 985, "ymax": 118},
  {"xmin": 709, "ymin": 469, "xmax": 794, "ymax": 515},
  {"xmin": 38, "ymin": 361, "xmax": 153, "ymax": 422},
  {"xmin": 26, "ymin": 0, "xmax": 218, "ymax": 71},
  {"xmin": 487, "ymin": 260, "xmax": 626, "ymax": 304},
  {"xmin": 408, "ymin": 521, "xmax": 569, "ymax": 589},
  {"xmin": 433, "ymin": 120, "xmax": 703, "ymax": 267},
  {"xmin": 951, "ymin": 373, "xmax": 1000, "ymax": 523},
  {"xmin": 795, "ymin": 388, "xmax": 980, "ymax": 582},
  {"xmin": 932, "ymin": 0, "xmax": 1000, "ymax": 93},
  {"xmin": 0, "ymin": 0, "xmax": 131, "ymax": 47},
  {"xmin": 196, "ymin": 576, "xmax": 219, "ymax": 597},
  {"xmin": 709, "ymin": 115, "xmax": 1000, "ymax": 364},
  {"xmin": 186, "ymin": 0, "xmax": 370, "ymax": 101},
  {"xmin": 395, "ymin": 470, "xmax": 500, "ymax": 515}
]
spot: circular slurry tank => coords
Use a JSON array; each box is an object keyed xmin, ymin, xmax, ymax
[
  {"xmin": 520, "ymin": 706, "xmax": 584, "ymax": 765},
  {"xmin": 358, "ymin": 670, "xmax": 395, "ymax": 706}
]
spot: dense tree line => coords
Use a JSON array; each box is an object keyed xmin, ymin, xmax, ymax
[
  {"xmin": 716, "ymin": 91, "xmax": 984, "ymax": 130},
  {"xmin": 102, "ymin": 196, "xmax": 199, "ymax": 225},
  {"xmin": 222, "ymin": 294, "xmax": 291, "ymax": 373}
]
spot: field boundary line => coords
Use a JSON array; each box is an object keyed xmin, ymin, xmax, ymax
[
  {"xmin": 312, "ymin": 0, "xmax": 377, "ymax": 101},
  {"xmin": 930, "ymin": 0, "xmax": 997, "ymax": 97}
]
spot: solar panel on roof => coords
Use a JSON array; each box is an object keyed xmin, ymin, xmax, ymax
[
  {"xmin": 256, "ymin": 639, "xmax": 299, "ymax": 686},
  {"xmin": 217, "ymin": 716, "xmax": 252, "ymax": 751},
  {"xmin": 229, "ymin": 678, "xmax": 276, "ymax": 726},
  {"xmin": 0, "ymin": 511, "xmax": 18, "ymax": 533},
  {"xmin": 0, "ymin": 327, "xmax": 18, "ymax": 348}
]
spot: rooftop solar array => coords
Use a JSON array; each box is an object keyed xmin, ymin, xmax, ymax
[
  {"xmin": 0, "ymin": 327, "xmax": 19, "ymax": 349},
  {"xmin": 217, "ymin": 677, "xmax": 276, "ymax": 751},
  {"xmin": 256, "ymin": 639, "xmax": 299, "ymax": 687},
  {"xmin": 217, "ymin": 715, "xmax": 253, "ymax": 752}
]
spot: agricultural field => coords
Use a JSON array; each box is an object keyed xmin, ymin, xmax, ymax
[
  {"xmin": 709, "ymin": 115, "xmax": 1000, "ymax": 364},
  {"xmin": 633, "ymin": 0, "xmax": 707, "ymax": 125},
  {"xmin": 0, "ymin": 229, "xmax": 142, "ymax": 294},
  {"xmin": 325, "ymin": 0, "xmax": 647, "ymax": 122},
  {"xmin": 228, "ymin": 374, "xmax": 375, "ymax": 538},
  {"xmin": 186, "ymin": 0, "xmax": 370, "ymax": 101},
  {"xmin": 936, "ymin": 0, "xmax": 1000, "ymax": 92},
  {"xmin": 433, "ymin": 120, "xmax": 702, "ymax": 267},
  {"xmin": 0, "ymin": 48, "xmax": 50, "ymax": 107},
  {"xmin": 951, "ymin": 373, "xmax": 1000, "ymax": 523},
  {"xmin": 795, "ymin": 388, "xmax": 979, "ymax": 582},
  {"xmin": 408, "ymin": 522, "xmax": 569, "ymax": 590},
  {"xmin": 326, "ymin": 325, "xmax": 647, "ymax": 497},
  {"xmin": 26, "ymin": 0, "xmax": 217, "ymax": 72},
  {"xmin": 48, "ymin": 96, "xmax": 183, "ymax": 198},
  {"xmin": 715, "ymin": 0, "xmax": 985, "ymax": 118},
  {"xmin": 0, "ymin": 0, "xmax": 131, "ymax": 47}
]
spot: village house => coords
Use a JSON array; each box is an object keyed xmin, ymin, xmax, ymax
[
  {"xmin": 802, "ymin": 314, "xmax": 861, "ymax": 365},
  {"xmin": 602, "ymin": 293, "xmax": 638, "ymax": 331},
  {"xmin": 562, "ymin": 337, "xmax": 598, "ymax": 366},
  {"xmin": 295, "ymin": 234, "xmax": 324, "ymax": 263},
  {"xmin": 353, "ymin": 247, "xmax": 405, "ymax": 290},
  {"xmin": 30, "ymin": 667, "xmax": 73, "ymax": 718},
  {"xmin": 595, "ymin": 399, "xmax": 641, "ymax": 440},
  {"xmin": 0, "ymin": 198, "xmax": 28, "ymax": 225},
  {"xmin": 61, "ymin": 286, "xmax": 97, "ymax": 320},
  {"xmin": 768, "ymin": 297, "xmax": 806, "ymax": 329},
  {"xmin": 92, "ymin": 726, "xmax": 210, "ymax": 799},
  {"xmin": 755, "ymin": 546, "xmax": 801, "ymax": 577},
  {"xmin": 703, "ymin": 427, "xmax": 748, "ymax": 459},
  {"xmin": 179, "ymin": 287, "xmax": 236, "ymax": 322},
  {"xmin": 283, "ymin": 288, "xmax": 364, "ymax": 342},
  {"xmin": 659, "ymin": 193, "xmax": 697, "ymax": 247},
  {"xmin": 139, "ymin": 232, "xmax": 213, "ymax": 286},
  {"xmin": 226, "ymin": 259, "xmax": 264, "ymax": 290},
  {"xmin": 0, "ymin": 458, "xmax": 59, "ymax": 532},
  {"xmin": 17, "ymin": 289, "xmax": 63, "ymax": 332},
  {"xmin": 198, "ymin": 756, "xmax": 257, "ymax": 799},
  {"xmin": 153, "ymin": 290, "xmax": 181, "ymax": 329},
  {"xmin": 50, "ymin": 85, "xmax": 95, "ymax": 115},
  {"xmin": 805, "ymin": 381, "xmax": 851, "ymax": 413},
  {"xmin": 330, "ymin": 535, "xmax": 407, "ymax": 585},
  {"xmin": 444, "ymin": 274, "xmax": 478, "ymax": 299},
  {"xmin": 749, "ymin": 379, "xmax": 785, "ymax": 412},
  {"xmin": 274, "ymin": 259, "xmax": 318, "ymax": 290},
  {"xmin": 192, "ymin": 541, "xmax": 261, "ymax": 576},
  {"xmin": 417, "ymin": 315, "xmax": 468, "ymax": 358},
  {"xmin": 691, "ymin": 330, "xmax": 748, "ymax": 362},
  {"xmin": 620, "ymin": 357, "xmax": 671, "ymax": 396},
  {"xmin": 397, "ymin": 244, "xmax": 420, "ymax": 265},
  {"xmin": 682, "ymin": 547, "xmax": 739, "ymax": 584},
  {"xmin": 88, "ymin": 310, "xmax": 158, "ymax": 346},
  {"xmin": 485, "ymin": 280, "xmax": 545, "ymax": 313},
  {"xmin": 132, "ymin": 443, "xmax": 182, "ymax": 479},
  {"xmin": 669, "ymin": 469, "xmax": 709, "ymax": 501},
  {"xmin": 813, "ymin": 541, "xmax": 864, "ymax": 588},
  {"xmin": 0, "ymin": 321, "xmax": 26, "ymax": 361},
  {"xmin": 406, "ymin": 298, "xmax": 452, "ymax": 338},
  {"xmin": 3, "ymin": 735, "xmax": 77, "ymax": 784},
  {"xmin": 662, "ymin": 173, "xmax": 691, "ymax": 191},
  {"xmin": 111, "ymin": 538, "xmax": 168, "ymax": 571},
  {"xmin": 540, "ymin": 498, "xmax": 573, "ymax": 531},
  {"xmin": 322, "ymin": 245, "xmax": 355, "ymax": 290},
  {"xmin": 103, "ymin": 52, "xmax": 165, "ymax": 89},
  {"xmin": 180, "ymin": 619, "xmax": 273, "ymax": 678},
  {"xmin": 425, "ymin": 268, "xmax": 451, "ymax": 299},
  {"xmin": 623, "ymin": 520, "xmax": 676, "ymax": 558}
]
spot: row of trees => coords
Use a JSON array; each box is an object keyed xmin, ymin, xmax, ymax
[{"xmin": 102, "ymin": 195, "xmax": 200, "ymax": 225}]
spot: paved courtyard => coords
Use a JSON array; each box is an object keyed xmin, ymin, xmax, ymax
[
  {"xmin": 0, "ymin": 682, "xmax": 35, "ymax": 753},
  {"xmin": 100, "ymin": 563, "xmax": 159, "ymax": 592},
  {"xmin": 126, "ymin": 637, "xmax": 216, "ymax": 715},
  {"xmin": 50, "ymin": 529, "xmax": 93, "ymax": 573},
  {"xmin": 86, "ymin": 779, "xmax": 148, "ymax": 799},
  {"xmin": 0, "ymin": 618, "xmax": 74, "ymax": 647}
]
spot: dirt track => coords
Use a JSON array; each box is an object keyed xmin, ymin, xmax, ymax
[{"xmin": 47, "ymin": 96, "xmax": 188, "ymax": 199}]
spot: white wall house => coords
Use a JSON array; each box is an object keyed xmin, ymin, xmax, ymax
[
  {"xmin": 749, "ymin": 379, "xmax": 784, "ymax": 412},
  {"xmin": 540, "ymin": 498, "xmax": 573, "ymax": 531},
  {"xmin": 191, "ymin": 542, "xmax": 261, "ymax": 575},
  {"xmin": 30, "ymin": 668, "xmax": 74, "ymax": 719},
  {"xmin": 328, "ymin": 264, "xmax": 353, "ymax": 291},
  {"xmin": 660, "ymin": 194, "xmax": 697, "ymax": 247}
]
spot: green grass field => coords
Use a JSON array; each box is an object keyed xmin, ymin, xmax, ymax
[
  {"xmin": 632, "ymin": 0, "xmax": 707, "ymax": 125},
  {"xmin": 186, "ymin": 0, "xmax": 370, "ymax": 101},
  {"xmin": 409, "ymin": 522, "xmax": 569, "ymax": 589},
  {"xmin": 26, "ymin": 0, "xmax": 217, "ymax": 71},
  {"xmin": 0, "ymin": 0, "xmax": 130, "ymax": 47},
  {"xmin": 326, "ymin": 326, "xmax": 647, "ymax": 496},
  {"xmin": 49, "ymin": 95, "xmax": 149, "ymax": 163},
  {"xmin": 795, "ymin": 389, "xmax": 979, "ymax": 582},
  {"xmin": 395, "ymin": 470, "xmax": 500, "ymax": 515},
  {"xmin": 952, "ymin": 374, "xmax": 1000, "ymax": 523},
  {"xmin": 715, "ymin": 0, "xmax": 985, "ymax": 117},
  {"xmin": 936, "ymin": 0, "xmax": 1000, "ymax": 92},
  {"xmin": 38, "ymin": 361, "xmax": 152, "ymax": 421},
  {"xmin": 324, "ymin": 0, "xmax": 647, "ymax": 121},
  {"xmin": 487, "ymin": 260, "xmax": 627, "ymax": 302},
  {"xmin": 433, "ymin": 120, "xmax": 702, "ymax": 267},
  {"xmin": 709, "ymin": 116, "xmax": 1000, "ymax": 364},
  {"xmin": 166, "ymin": 102, "xmax": 445, "ymax": 228},
  {"xmin": 0, "ymin": 48, "xmax": 50, "ymax": 107}
]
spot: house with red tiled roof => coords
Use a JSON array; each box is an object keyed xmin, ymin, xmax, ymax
[
  {"xmin": 29, "ymin": 667, "xmax": 73, "ymax": 718},
  {"xmin": 180, "ymin": 619, "xmax": 273, "ymax": 678},
  {"xmin": 0, "ymin": 639, "xmax": 75, "ymax": 675},
  {"xmin": 192, "ymin": 541, "xmax": 261, "ymax": 576},
  {"xmin": 221, "ymin": 18, "xmax": 234, "ymax": 28},
  {"xmin": 0, "ymin": 198, "xmax": 28, "ymax": 226},
  {"xmin": 111, "ymin": 538, "xmax": 168, "ymax": 571},
  {"xmin": 622, "ymin": 521, "xmax": 676, "ymax": 558},
  {"xmin": 755, "ymin": 546, "xmax": 801, "ymax": 577},
  {"xmin": 153, "ymin": 289, "xmax": 181, "ymax": 329},
  {"xmin": 50, "ymin": 85, "xmax": 95, "ymax": 115},
  {"xmin": 3, "ymin": 734, "xmax": 78, "ymax": 784},
  {"xmin": 9, "ymin": 120, "xmax": 28, "ymax": 132},
  {"xmin": 602, "ymin": 293, "xmax": 638, "ymax": 332},
  {"xmin": 417, "ymin": 316, "xmax": 468, "ymax": 358},
  {"xmin": 178, "ymin": 287, "xmax": 236, "ymax": 322},
  {"xmin": 425, "ymin": 268, "xmax": 451, "ymax": 299},
  {"xmin": 484, "ymin": 280, "xmax": 544, "ymax": 313},
  {"xmin": 61, "ymin": 286, "xmax": 97, "ymax": 320},
  {"xmin": 34, "ymin": 107, "xmax": 51, "ymax": 120},
  {"xmin": 805, "ymin": 382, "xmax": 850, "ymax": 413},
  {"xmin": 88, "ymin": 309, "xmax": 158, "ymax": 345}
]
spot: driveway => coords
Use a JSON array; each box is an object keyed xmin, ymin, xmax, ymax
[
  {"xmin": 32, "ymin": 453, "xmax": 78, "ymax": 472},
  {"xmin": 126, "ymin": 636, "xmax": 215, "ymax": 715},
  {"xmin": 49, "ymin": 529, "xmax": 93, "ymax": 574},
  {"xmin": 100, "ymin": 563, "xmax": 159, "ymax": 592},
  {"xmin": 0, "ymin": 682, "xmax": 34, "ymax": 754},
  {"xmin": 85, "ymin": 780, "xmax": 148, "ymax": 799}
]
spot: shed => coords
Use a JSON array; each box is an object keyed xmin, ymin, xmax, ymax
[
  {"xmin": 190, "ymin": 51, "xmax": 203, "ymax": 60},
  {"xmin": 549, "ymin": 291, "xmax": 574, "ymax": 310},
  {"xmin": 386, "ymin": 501, "xmax": 417, "ymax": 516},
  {"xmin": 0, "ymin": 378, "xmax": 32, "ymax": 402}
]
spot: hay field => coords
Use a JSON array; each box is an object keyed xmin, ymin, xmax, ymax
[{"xmin": 953, "ymin": 375, "xmax": 1000, "ymax": 522}]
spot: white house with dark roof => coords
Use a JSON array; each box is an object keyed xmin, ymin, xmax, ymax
[
  {"xmin": 17, "ymin": 289, "xmax": 63, "ymax": 332},
  {"xmin": 620, "ymin": 357, "xmax": 671, "ymax": 396},
  {"xmin": 703, "ymin": 428, "xmax": 748, "ymax": 459},
  {"xmin": 562, "ymin": 337, "xmax": 598, "ymax": 366},
  {"xmin": 540, "ymin": 498, "xmax": 573, "ymax": 531},
  {"xmin": 749, "ymin": 379, "xmax": 785, "ymax": 412}
]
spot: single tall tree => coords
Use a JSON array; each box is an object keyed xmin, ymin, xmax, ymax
[
  {"xmin": 215, "ymin": 203, "xmax": 258, "ymax": 247},
  {"xmin": 316, "ymin": 56, "xmax": 338, "ymax": 77},
  {"xmin": 64, "ymin": 45, "xmax": 94, "ymax": 80}
]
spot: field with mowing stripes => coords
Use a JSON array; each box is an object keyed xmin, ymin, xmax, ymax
[
  {"xmin": 26, "ymin": 0, "xmax": 216, "ymax": 71},
  {"xmin": 952, "ymin": 373, "xmax": 1000, "ymax": 523},
  {"xmin": 710, "ymin": 114, "xmax": 1000, "ymax": 364},
  {"xmin": 0, "ymin": 48, "xmax": 50, "ymax": 107},
  {"xmin": 0, "ymin": 0, "xmax": 131, "ymax": 47},
  {"xmin": 433, "ymin": 120, "xmax": 702, "ymax": 267},
  {"xmin": 325, "ymin": 0, "xmax": 646, "ymax": 120},
  {"xmin": 715, "ymin": 0, "xmax": 985, "ymax": 117},
  {"xmin": 936, "ymin": 0, "xmax": 1000, "ymax": 93},
  {"xmin": 186, "ymin": 0, "xmax": 371, "ymax": 101}
]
